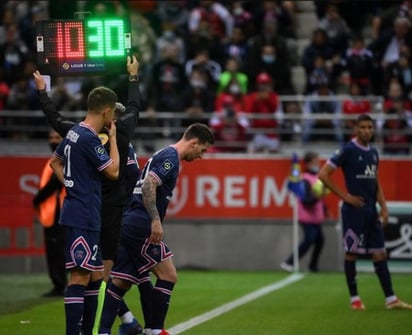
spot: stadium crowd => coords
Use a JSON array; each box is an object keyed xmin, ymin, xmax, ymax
[{"xmin": 0, "ymin": 0, "xmax": 411, "ymax": 154}]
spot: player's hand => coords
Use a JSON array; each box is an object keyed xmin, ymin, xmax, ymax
[
  {"xmin": 379, "ymin": 206, "xmax": 389, "ymax": 227},
  {"xmin": 149, "ymin": 219, "xmax": 163, "ymax": 244},
  {"xmin": 107, "ymin": 121, "xmax": 117, "ymax": 139},
  {"xmin": 33, "ymin": 70, "xmax": 46, "ymax": 91},
  {"xmin": 344, "ymin": 193, "xmax": 365, "ymax": 208},
  {"xmin": 127, "ymin": 55, "xmax": 139, "ymax": 76}
]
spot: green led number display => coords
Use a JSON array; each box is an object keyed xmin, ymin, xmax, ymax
[{"xmin": 86, "ymin": 19, "xmax": 125, "ymax": 58}]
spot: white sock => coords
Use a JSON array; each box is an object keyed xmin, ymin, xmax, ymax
[
  {"xmin": 350, "ymin": 296, "xmax": 361, "ymax": 303},
  {"xmin": 143, "ymin": 329, "xmax": 153, "ymax": 335},
  {"xmin": 120, "ymin": 311, "xmax": 134, "ymax": 324},
  {"xmin": 386, "ymin": 295, "xmax": 397, "ymax": 304},
  {"xmin": 152, "ymin": 329, "xmax": 162, "ymax": 335}
]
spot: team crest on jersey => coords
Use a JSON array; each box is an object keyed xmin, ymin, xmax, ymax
[
  {"xmin": 159, "ymin": 159, "xmax": 174, "ymax": 175},
  {"xmin": 95, "ymin": 144, "xmax": 109, "ymax": 161},
  {"xmin": 98, "ymin": 133, "xmax": 109, "ymax": 145},
  {"xmin": 74, "ymin": 250, "xmax": 84, "ymax": 260}
]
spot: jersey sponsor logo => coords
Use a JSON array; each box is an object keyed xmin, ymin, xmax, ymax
[
  {"xmin": 67, "ymin": 130, "xmax": 79, "ymax": 143},
  {"xmin": 356, "ymin": 164, "xmax": 376, "ymax": 179},
  {"xmin": 159, "ymin": 159, "xmax": 174, "ymax": 175},
  {"xmin": 64, "ymin": 179, "xmax": 74, "ymax": 187},
  {"xmin": 94, "ymin": 144, "xmax": 109, "ymax": 161}
]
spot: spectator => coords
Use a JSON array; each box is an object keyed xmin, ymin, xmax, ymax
[
  {"xmin": 253, "ymin": 0, "xmax": 296, "ymax": 39},
  {"xmin": 245, "ymin": 72, "xmax": 281, "ymax": 153},
  {"xmin": 280, "ymin": 100, "xmax": 301, "ymax": 142},
  {"xmin": 343, "ymin": 35, "xmax": 374, "ymax": 94},
  {"xmin": 306, "ymin": 56, "xmax": 332, "ymax": 93},
  {"xmin": 49, "ymin": 78, "xmax": 77, "ymax": 111},
  {"xmin": 369, "ymin": 16, "xmax": 412, "ymax": 94},
  {"xmin": 247, "ymin": 14, "xmax": 290, "ymax": 82},
  {"xmin": 231, "ymin": 1, "xmax": 254, "ymax": 39},
  {"xmin": 382, "ymin": 107, "xmax": 411, "ymax": 155},
  {"xmin": 150, "ymin": 44, "xmax": 187, "ymax": 139},
  {"xmin": 342, "ymin": 82, "xmax": 372, "ymax": 140},
  {"xmin": 302, "ymin": 83, "xmax": 343, "ymax": 143},
  {"xmin": 209, "ymin": 95, "xmax": 249, "ymax": 152},
  {"xmin": 318, "ymin": 4, "xmax": 351, "ymax": 56},
  {"xmin": 215, "ymin": 75, "xmax": 247, "ymax": 114},
  {"xmin": 188, "ymin": 0, "xmax": 234, "ymax": 41},
  {"xmin": 383, "ymin": 79, "xmax": 412, "ymax": 113},
  {"xmin": 181, "ymin": 67, "xmax": 216, "ymax": 127},
  {"xmin": 249, "ymin": 44, "xmax": 293, "ymax": 93},
  {"xmin": 155, "ymin": 21, "xmax": 186, "ymax": 64},
  {"xmin": 302, "ymin": 29, "xmax": 335, "ymax": 81},
  {"xmin": 222, "ymin": 25, "xmax": 249, "ymax": 70},
  {"xmin": 156, "ymin": 0, "xmax": 189, "ymax": 37},
  {"xmin": 185, "ymin": 49, "xmax": 222, "ymax": 89},
  {"xmin": 217, "ymin": 57, "xmax": 248, "ymax": 94},
  {"xmin": 384, "ymin": 45, "xmax": 412, "ymax": 93},
  {"xmin": 6, "ymin": 74, "xmax": 39, "ymax": 139},
  {"xmin": 0, "ymin": 22, "xmax": 30, "ymax": 85},
  {"xmin": 379, "ymin": 80, "xmax": 412, "ymax": 130}
]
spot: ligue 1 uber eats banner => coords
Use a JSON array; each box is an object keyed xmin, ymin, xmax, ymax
[{"xmin": 1, "ymin": 156, "xmax": 412, "ymax": 224}]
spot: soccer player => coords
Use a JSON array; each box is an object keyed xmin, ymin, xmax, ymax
[
  {"xmin": 98, "ymin": 123, "xmax": 215, "ymax": 335},
  {"xmin": 50, "ymin": 86, "xmax": 119, "ymax": 335},
  {"xmin": 318, "ymin": 114, "xmax": 412, "ymax": 311},
  {"xmin": 34, "ymin": 55, "xmax": 143, "ymax": 334}
]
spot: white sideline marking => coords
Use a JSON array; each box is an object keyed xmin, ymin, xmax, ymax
[{"xmin": 168, "ymin": 273, "xmax": 305, "ymax": 335}]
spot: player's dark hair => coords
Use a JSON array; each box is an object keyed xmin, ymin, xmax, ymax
[
  {"xmin": 183, "ymin": 123, "xmax": 215, "ymax": 144},
  {"xmin": 303, "ymin": 151, "xmax": 318, "ymax": 164},
  {"xmin": 355, "ymin": 114, "xmax": 374, "ymax": 124},
  {"xmin": 87, "ymin": 86, "xmax": 118, "ymax": 114}
]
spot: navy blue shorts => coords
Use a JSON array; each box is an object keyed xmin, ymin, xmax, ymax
[
  {"xmin": 341, "ymin": 205, "xmax": 385, "ymax": 254},
  {"xmin": 110, "ymin": 235, "xmax": 173, "ymax": 284},
  {"xmin": 64, "ymin": 226, "xmax": 103, "ymax": 272}
]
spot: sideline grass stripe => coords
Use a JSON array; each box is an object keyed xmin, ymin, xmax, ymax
[{"xmin": 168, "ymin": 273, "xmax": 305, "ymax": 335}]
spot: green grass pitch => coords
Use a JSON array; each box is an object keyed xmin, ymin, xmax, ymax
[{"xmin": 1, "ymin": 271, "xmax": 411, "ymax": 335}]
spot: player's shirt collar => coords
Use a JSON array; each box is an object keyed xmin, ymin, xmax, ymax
[
  {"xmin": 352, "ymin": 138, "xmax": 370, "ymax": 151},
  {"xmin": 80, "ymin": 121, "xmax": 98, "ymax": 135}
]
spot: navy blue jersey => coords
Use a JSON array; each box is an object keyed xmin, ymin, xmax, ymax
[
  {"xmin": 122, "ymin": 146, "xmax": 179, "ymax": 237},
  {"xmin": 55, "ymin": 122, "xmax": 113, "ymax": 231},
  {"xmin": 328, "ymin": 139, "xmax": 379, "ymax": 207},
  {"xmin": 124, "ymin": 142, "xmax": 140, "ymax": 207}
]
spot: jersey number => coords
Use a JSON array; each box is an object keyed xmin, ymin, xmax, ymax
[{"xmin": 63, "ymin": 144, "xmax": 72, "ymax": 177}]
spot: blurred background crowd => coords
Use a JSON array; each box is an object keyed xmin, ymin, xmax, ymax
[{"xmin": 0, "ymin": 0, "xmax": 412, "ymax": 155}]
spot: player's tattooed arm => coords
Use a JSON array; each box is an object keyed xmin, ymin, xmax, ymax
[{"xmin": 142, "ymin": 174, "xmax": 161, "ymax": 221}]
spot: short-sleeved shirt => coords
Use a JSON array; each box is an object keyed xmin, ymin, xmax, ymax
[
  {"xmin": 122, "ymin": 145, "xmax": 180, "ymax": 238},
  {"xmin": 327, "ymin": 138, "xmax": 379, "ymax": 209},
  {"xmin": 54, "ymin": 122, "xmax": 113, "ymax": 231}
]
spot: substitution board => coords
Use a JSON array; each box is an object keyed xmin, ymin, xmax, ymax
[{"xmin": 36, "ymin": 17, "xmax": 131, "ymax": 76}]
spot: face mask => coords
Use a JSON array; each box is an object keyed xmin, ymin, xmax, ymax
[
  {"xmin": 308, "ymin": 165, "xmax": 320, "ymax": 174},
  {"xmin": 229, "ymin": 84, "xmax": 241, "ymax": 94},
  {"xmin": 190, "ymin": 79, "xmax": 206, "ymax": 89},
  {"xmin": 163, "ymin": 30, "xmax": 175, "ymax": 41},
  {"xmin": 49, "ymin": 143, "xmax": 59, "ymax": 152},
  {"xmin": 234, "ymin": 7, "xmax": 243, "ymax": 15},
  {"xmin": 262, "ymin": 55, "xmax": 275, "ymax": 64}
]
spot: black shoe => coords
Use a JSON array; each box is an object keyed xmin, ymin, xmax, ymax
[{"xmin": 42, "ymin": 288, "xmax": 65, "ymax": 297}]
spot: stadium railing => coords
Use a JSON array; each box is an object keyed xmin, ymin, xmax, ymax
[{"xmin": 0, "ymin": 95, "xmax": 410, "ymax": 154}]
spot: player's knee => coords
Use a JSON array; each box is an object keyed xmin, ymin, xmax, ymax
[
  {"xmin": 372, "ymin": 252, "xmax": 387, "ymax": 262},
  {"xmin": 112, "ymin": 277, "xmax": 132, "ymax": 291}
]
